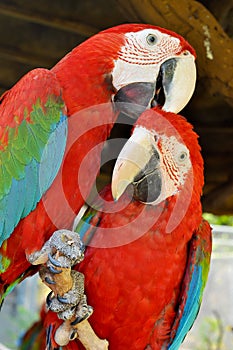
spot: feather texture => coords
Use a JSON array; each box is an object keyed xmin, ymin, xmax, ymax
[
  {"xmin": 0, "ymin": 69, "xmax": 67, "ymax": 270},
  {"xmin": 168, "ymin": 219, "xmax": 212, "ymax": 349}
]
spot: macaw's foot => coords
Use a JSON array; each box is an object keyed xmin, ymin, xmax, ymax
[
  {"xmin": 27, "ymin": 229, "xmax": 87, "ymax": 310},
  {"xmin": 27, "ymin": 230, "xmax": 108, "ymax": 349},
  {"xmin": 44, "ymin": 270, "xmax": 93, "ymax": 322},
  {"xmin": 27, "ymin": 229, "xmax": 85, "ymax": 268}
]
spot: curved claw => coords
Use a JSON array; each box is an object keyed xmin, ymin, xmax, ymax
[
  {"xmin": 45, "ymin": 276, "xmax": 56, "ymax": 285},
  {"xmin": 70, "ymin": 330, "xmax": 77, "ymax": 341},
  {"xmin": 48, "ymin": 265, "xmax": 62, "ymax": 274},
  {"xmin": 71, "ymin": 315, "xmax": 86, "ymax": 326},
  {"xmin": 48, "ymin": 253, "xmax": 62, "ymax": 267},
  {"xmin": 71, "ymin": 307, "xmax": 93, "ymax": 326},
  {"xmin": 46, "ymin": 324, "xmax": 53, "ymax": 350},
  {"xmin": 46, "ymin": 291, "xmax": 53, "ymax": 307},
  {"xmin": 57, "ymin": 294, "xmax": 70, "ymax": 304}
]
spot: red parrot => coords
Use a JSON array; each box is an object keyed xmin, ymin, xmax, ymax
[
  {"xmin": 75, "ymin": 108, "xmax": 212, "ymax": 349},
  {"xmin": 20, "ymin": 108, "xmax": 211, "ymax": 349},
  {"xmin": 0, "ymin": 24, "xmax": 197, "ymax": 303}
]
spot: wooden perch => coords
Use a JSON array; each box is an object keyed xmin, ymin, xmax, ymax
[
  {"xmin": 0, "ymin": 3, "xmax": 98, "ymax": 36},
  {"xmin": 55, "ymin": 319, "xmax": 109, "ymax": 350}
]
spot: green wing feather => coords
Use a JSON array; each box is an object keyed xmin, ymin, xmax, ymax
[{"xmin": 0, "ymin": 68, "xmax": 68, "ymax": 254}]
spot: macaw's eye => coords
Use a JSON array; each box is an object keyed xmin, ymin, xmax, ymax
[
  {"xmin": 178, "ymin": 151, "xmax": 188, "ymax": 162},
  {"xmin": 146, "ymin": 34, "xmax": 158, "ymax": 46}
]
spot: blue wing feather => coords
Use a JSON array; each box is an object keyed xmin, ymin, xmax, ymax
[
  {"xmin": 74, "ymin": 202, "xmax": 103, "ymax": 246},
  {"xmin": 0, "ymin": 114, "xmax": 67, "ymax": 248},
  {"xmin": 168, "ymin": 220, "xmax": 212, "ymax": 349},
  {"xmin": 168, "ymin": 265, "xmax": 203, "ymax": 349},
  {"xmin": 39, "ymin": 114, "xmax": 67, "ymax": 193}
]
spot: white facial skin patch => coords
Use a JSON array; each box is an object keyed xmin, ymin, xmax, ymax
[
  {"xmin": 158, "ymin": 134, "xmax": 192, "ymax": 201},
  {"xmin": 112, "ymin": 29, "xmax": 182, "ymax": 90}
]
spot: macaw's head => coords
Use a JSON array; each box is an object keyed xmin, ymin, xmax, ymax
[
  {"xmin": 60, "ymin": 23, "xmax": 196, "ymax": 116},
  {"xmin": 111, "ymin": 108, "xmax": 204, "ymax": 205},
  {"xmin": 100, "ymin": 23, "xmax": 196, "ymax": 117},
  {"xmin": 106, "ymin": 24, "xmax": 196, "ymax": 116}
]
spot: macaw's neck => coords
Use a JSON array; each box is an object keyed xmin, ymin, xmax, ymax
[
  {"xmin": 51, "ymin": 33, "xmax": 123, "ymax": 115},
  {"xmin": 87, "ymin": 180, "xmax": 203, "ymax": 249}
]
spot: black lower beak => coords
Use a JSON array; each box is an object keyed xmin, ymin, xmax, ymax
[
  {"xmin": 133, "ymin": 169, "xmax": 162, "ymax": 203},
  {"xmin": 113, "ymin": 55, "xmax": 195, "ymax": 119},
  {"xmin": 113, "ymin": 82, "xmax": 156, "ymax": 119},
  {"xmin": 112, "ymin": 59, "xmax": 174, "ymax": 119},
  {"xmin": 132, "ymin": 150, "xmax": 162, "ymax": 203}
]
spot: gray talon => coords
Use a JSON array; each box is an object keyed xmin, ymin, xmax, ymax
[
  {"xmin": 57, "ymin": 295, "xmax": 69, "ymax": 304},
  {"xmin": 71, "ymin": 305, "xmax": 94, "ymax": 325},
  {"xmin": 70, "ymin": 316, "xmax": 83, "ymax": 326},
  {"xmin": 70, "ymin": 330, "xmax": 77, "ymax": 341},
  {"xmin": 48, "ymin": 253, "xmax": 62, "ymax": 267},
  {"xmin": 46, "ymin": 291, "xmax": 53, "ymax": 307},
  {"xmin": 48, "ymin": 265, "xmax": 62, "ymax": 274},
  {"xmin": 45, "ymin": 276, "xmax": 56, "ymax": 285}
]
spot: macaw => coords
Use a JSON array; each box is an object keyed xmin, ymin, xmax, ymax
[
  {"xmin": 76, "ymin": 108, "xmax": 211, "ymax": 349},
  {"xmin": 20, "ymin": 108, "xmax": 211, "ymax": 349},
  {"xmin": 0, "ymin": 23, "xmax": 197, "ymax": 304}
]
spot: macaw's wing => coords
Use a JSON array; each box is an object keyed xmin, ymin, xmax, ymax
[
  {"xmin": 0, "ymin": 68, "xmax": 67, "ymax": 247},
  {"xmin": 168, "ymin": 219, "xmax": 212, "ymax": 350}
]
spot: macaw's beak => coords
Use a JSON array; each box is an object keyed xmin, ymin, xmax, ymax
[
  {"xmin": 111, "ymin": 127, "xmax": 162, "ymax": 203},
  {"xmin": 113, "ymin": 53, "xmax": 196, "ymax": 119}
]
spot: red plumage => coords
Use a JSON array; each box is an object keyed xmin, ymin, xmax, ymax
[
  {"xmin": 19, "ymin": 109, "xmax": 211, "ymax": 350},
  {"xmin": 39, "ymin": 110, "xmax": 209, "ymax": 350},
  {"xmin": 0, "ymin": 23, "xmax": 196, "ymax": 300},
  {"xmin": 0, "ymin": 27, "xmax": 123, "ymax": 296}
]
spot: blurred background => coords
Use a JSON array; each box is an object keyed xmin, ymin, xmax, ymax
[{"xmin": 0, "ymin": 0, "xmax": 232, "ymax": 349}]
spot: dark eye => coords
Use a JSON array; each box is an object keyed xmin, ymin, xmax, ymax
[
  {"xmin": 146, "ymin": 34, "xmax": 157, "ymax": 46},
  {"xmin": 179, "ymin": 151, "xmax": 187, "ymax": 162}
]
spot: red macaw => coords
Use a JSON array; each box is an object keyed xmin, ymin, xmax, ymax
[
  {"xmin": 76, "ymin": 108, "xmax": 211, "ymax": 349},
  {"xmin": 20, "ymin": 108, "xmax": 211, "ymax": 349},
  {"xmin": 0, "ymin": 24, "xmax": 197, "ymax": 304}
]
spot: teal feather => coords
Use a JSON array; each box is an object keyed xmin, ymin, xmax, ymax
[
  {"xmin": 0, "ymin": 98, "xmax": 67, "ymax": 248},
  {"xmin": 74, "ymin": 202, "xmax": 103, "ymax": 246},
  {"xmin": 168, "ymin": 222, "xmax": 211, "ymax": 349},
  {"xmin": 168, "ymin": 265, "xmax": 203, "ymax": 350},
  {"xmin": 21, "ymin": 160, "xmax": 38, "ymax": 218}
]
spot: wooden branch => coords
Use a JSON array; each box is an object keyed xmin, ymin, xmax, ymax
[
  {"xmin": 74, "ymin": 321, "xmax": 109, "ymax": 350},
  {"xmin": 116, "ymin": 0, "xmax": 233, "ymax": 102},
  {"xmin": 0, "ymin": 4, "xmax": 98, "ymax": 37},
  {"xmin": 0, "ymin": 45, "xmax": 53, "ymax": 67}
]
